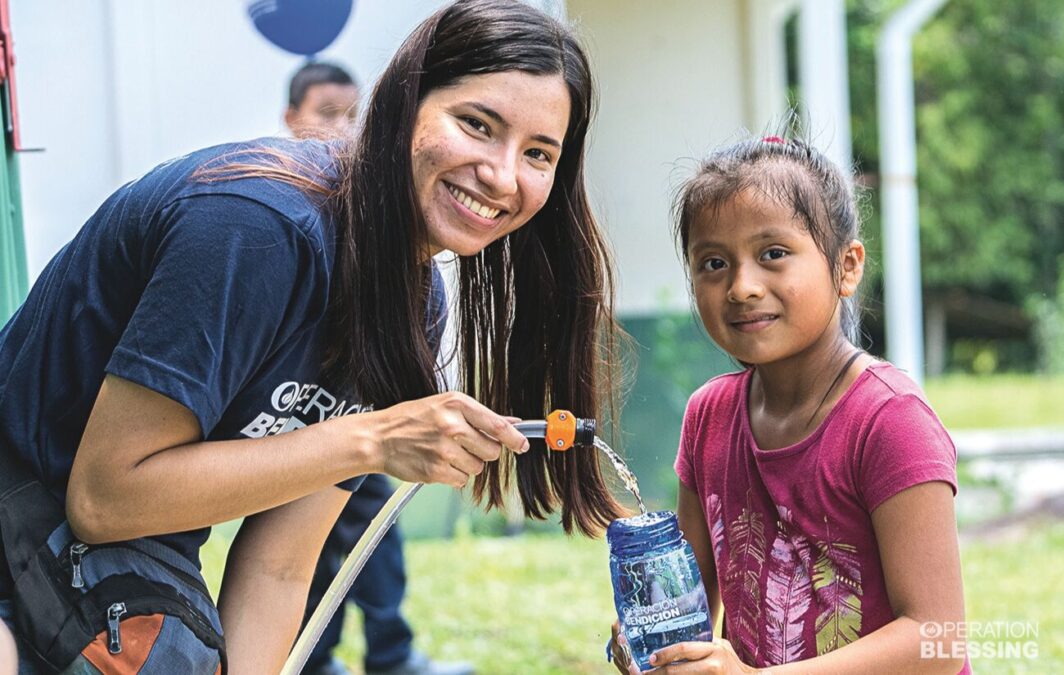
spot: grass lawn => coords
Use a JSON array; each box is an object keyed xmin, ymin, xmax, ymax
[
  {"xmin": 924, "ymin": 374, "xmax": 1064, "ymax": 429},
  {"xmin": 196, "ymin": 376, "xmax": 1064, "ymax": 672},
  {"xmin": 959, "ymin": 521, "xmax": 1064, "ymax": 673},
  {"xmin": 202, "ymin": 520, "xmax": 1064, "ymax": 674}
]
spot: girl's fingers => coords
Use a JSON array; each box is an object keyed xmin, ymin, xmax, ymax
[
  {"xmin": 610, "ymin": 623, "xmax": 642, "ymax": 674},
  {"xmin": 648, "ymin": 641, "xmax": 720, "ymax": 669},
  {"xmin": 609, "ymin": 640, "xmax": 637, "ymax": 675},
  {"xmin": 715, "ymin": 639, "xmax": 738, "ymax": 655},
  {"xmin": 656, "ymin": 660, "xmax": 730, "ymax": 674}
]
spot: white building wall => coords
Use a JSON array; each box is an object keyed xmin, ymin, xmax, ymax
[
  {"xmin": 744, "ymin": 0, "xmax": 797, "ymax": 127},
  {"xmin": 566, "ymin": 0, "xmax": 749, "ymax": 315},
  {"xmin": 11, "ymin": 0, "xmax": 449, "ymax": 280},
  {"xmin": 10, "ymin": 3, "xmax": 117, "ymax": 279},
  {"xmin": 12, "ymin": 0, "xmax": 817, "ymax": 321}
]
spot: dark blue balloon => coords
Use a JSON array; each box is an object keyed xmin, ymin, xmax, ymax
[{"xmin": 247, "ymin": 0, "xmax": 354, "ymax": 56}]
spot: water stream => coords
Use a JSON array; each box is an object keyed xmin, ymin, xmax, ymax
[{"xmin": 594, "ymin": 437, "xmax": 648, "ymax": 515}]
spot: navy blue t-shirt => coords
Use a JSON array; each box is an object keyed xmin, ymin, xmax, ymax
[{"xmin": 0, "ymin": 137, "xmax": 446, "ymax": 589}]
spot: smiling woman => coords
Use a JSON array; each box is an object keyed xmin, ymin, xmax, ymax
[
  {"xmin": 413, "ymin": 70, "xmax": 571, "ymax": 257},
  {"xmin": 0, "ymin": 0, "xmax": 625, "ymax": 673}
]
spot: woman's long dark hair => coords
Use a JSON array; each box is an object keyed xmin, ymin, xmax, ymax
[{"xmin": 324, "ymin": 0, "xmax": 625, "ymax": 535}]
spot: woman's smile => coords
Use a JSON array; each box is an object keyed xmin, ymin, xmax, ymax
[{"xmin": 444, "ymin": 182, "xmax": 505, "ymax": 229}]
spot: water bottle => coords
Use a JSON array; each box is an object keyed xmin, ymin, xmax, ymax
[{"xmin": 608, "ymin": 511, "xmax": 712, "ymax": 671}]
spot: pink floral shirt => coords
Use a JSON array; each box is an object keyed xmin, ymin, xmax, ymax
[{"xmin": 675, "ymin": 362, "xmax": 970, "ymax": 672}]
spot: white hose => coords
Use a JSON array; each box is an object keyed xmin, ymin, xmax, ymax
[{"xmin": 281, "ymin": 481, "xmax": 424, "ymax": 675}]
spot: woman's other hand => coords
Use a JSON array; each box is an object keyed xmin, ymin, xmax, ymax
[
  {"xmin": 358, "ymin": 392, "xmax": 530, "ymax": 488},
  {"xmin": 0, "ymin": 618, "xmax": 16, "ymax": 675}
]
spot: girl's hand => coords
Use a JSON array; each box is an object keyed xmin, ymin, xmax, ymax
[
  {"xmin": 609, "ymin": 622, "xmax": 641, "ymax": 675},
  {"xmin": 359, "ymin": 392, "xmax": 530, "ymax": 488},
  {"xmin": 645, "ymin": 639, "xmax": 760, "ymax": 674}
]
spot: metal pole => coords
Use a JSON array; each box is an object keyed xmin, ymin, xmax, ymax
[
  {"xmin": 281, "ymin": 481, "xmax": 424, "ymax": 675},
  {"xmin": 876, "ymin": 0, "xmax": 948, "ymax": 386},
  {"xmin": 799, "ymin": 0, "xmax": 853, "ymax": 171}
]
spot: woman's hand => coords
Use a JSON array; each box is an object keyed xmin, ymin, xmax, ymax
[
  {"xmin": 0, "ymin": 618, "xmax": 16, "ymax": 675},
  {"xmin": 645, "ymin": 639, "xmax": 760, "ymax": 674},
  {"xmin": 358, "ymin": 392, "xmax": 530, "ymax": 488},
  {"xmin": 67, "ymin": 378, "xmax": 530, "ymax": 543}
]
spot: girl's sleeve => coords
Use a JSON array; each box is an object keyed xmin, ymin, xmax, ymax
[
  {"xmin": 855, "ymin": 393, "xmax": 959, "ymax": 513},
  {"xmin": 106, "ymin": 194, "xmax": 322, "ymax": 437},
  {"xmin": 674, "ymin": 389, "xmax": 706, "ymax": 492}
]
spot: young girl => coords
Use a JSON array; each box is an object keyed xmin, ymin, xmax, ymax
[{"xmin": 612, "ymin": 137, "xmax": 969, "ymax": 674}]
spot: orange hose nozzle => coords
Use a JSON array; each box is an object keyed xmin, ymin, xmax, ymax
[{"xmin": 545, "ymin": 409, "xmax": 578, "ymax": 451}]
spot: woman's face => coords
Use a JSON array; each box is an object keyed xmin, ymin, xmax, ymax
[{"xmin": 411, "ymin": 70, "xmax": 571, "ymax": 257}]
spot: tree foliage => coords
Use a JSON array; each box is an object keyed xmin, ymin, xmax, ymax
[{"xmin": 845, "ymin": 0, "xmax": 1064, "ymax": 367}]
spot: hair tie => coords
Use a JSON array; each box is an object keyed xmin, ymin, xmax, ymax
[{"xmin": 762, "ymin": 136, "xmax": 785, "ymax": 144}]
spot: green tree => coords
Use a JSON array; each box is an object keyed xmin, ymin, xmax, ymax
[{"xmin": 845, "ymin": 0, "xmax": 1064, "ymax": 371}]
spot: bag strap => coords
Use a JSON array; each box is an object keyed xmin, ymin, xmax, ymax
[
  {"xmin": 0, "ymin": 444, "xmax": 66, "ymax": 582},
  {"xmin": 0, "ymin": 439, "xmax": 35, "ymax": 497}
]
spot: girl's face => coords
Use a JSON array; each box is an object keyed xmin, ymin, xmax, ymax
[
  {"xmin": 411, "ymin": 70, "xmax": 571, "ymax": 257},
  {"xmin": 687, "ymin": 189, "xmax": 863, "ymax": 366}
]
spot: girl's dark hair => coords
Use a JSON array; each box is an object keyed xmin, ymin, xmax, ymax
[
  {"xmin": 324, "ymin": 0, "xmax": 624, "ymax": 535},
  {"xmin": 673, "ymin": 137, "xmax": 862, "ymax": 339}
]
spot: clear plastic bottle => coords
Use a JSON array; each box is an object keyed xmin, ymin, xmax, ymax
[{"xmin": 608, "ymin": 510, "xmax": 712, "ymax": 670}]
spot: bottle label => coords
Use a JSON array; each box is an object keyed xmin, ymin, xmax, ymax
[
  {"xmin": 623, "ymin": 599, "xmax": 708, "ymax": 634},
  {"xmin": 615, "ymin": 551, "xmax": 710, "ymax": 639}
]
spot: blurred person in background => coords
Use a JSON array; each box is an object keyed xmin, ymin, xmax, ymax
[{"xmin": 284, "ymin": 61, "xmax": 360, "ymax": 140}]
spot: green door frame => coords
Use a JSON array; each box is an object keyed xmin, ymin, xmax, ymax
[{"xmin": 0, "ymin": 0, "xmax": 27, "ymax": 324}]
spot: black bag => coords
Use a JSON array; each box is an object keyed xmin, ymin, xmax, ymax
[{"xmin": 0, "ymin": 447, "xmax": 227, "ymax": 673}]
